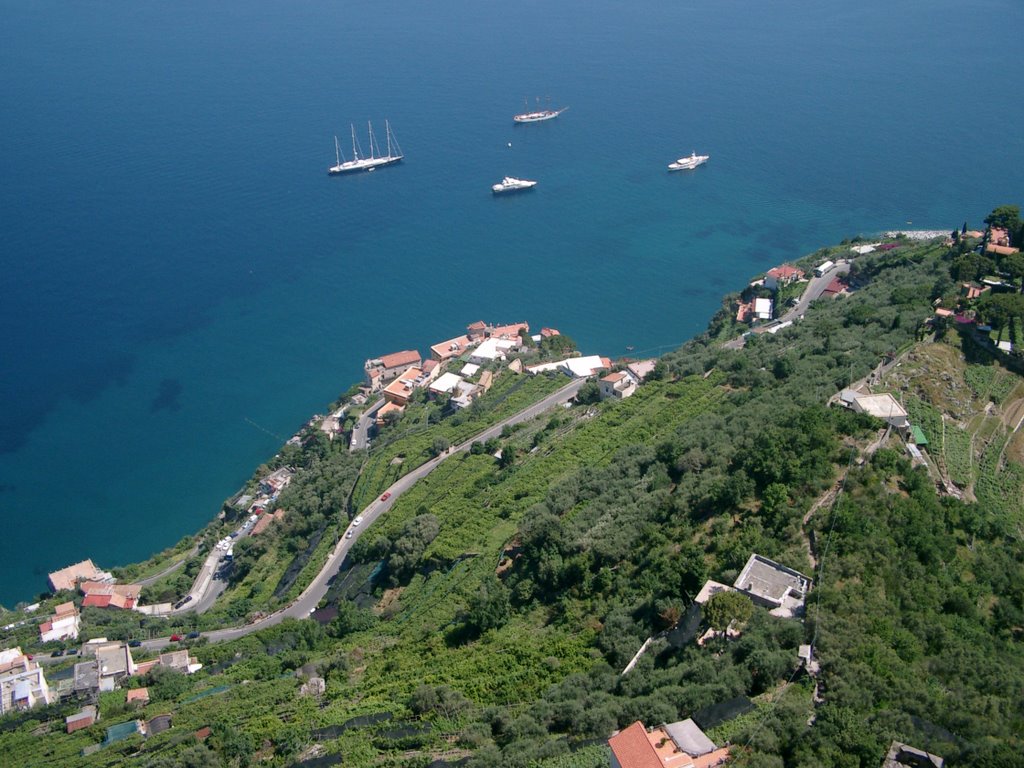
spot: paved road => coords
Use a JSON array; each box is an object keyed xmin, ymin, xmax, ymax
[
  {"xmin": 350, "ymin": 398, "xmax": 384, "ymax": 452},
  {"xmin": 136, "ymin": 546, "xmax": 197, "ymax": 587},
  {"xmin": 197, "ymin": 377, "xmax": 585, "ymax": 644},
  {"xmin": 724, "ymin": 261, "xmax": 852, "ymax": 349}
]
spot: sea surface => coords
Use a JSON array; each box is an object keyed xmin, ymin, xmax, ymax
[{"xmin": 2, "ymin": 0, "xmax": 1022, "ymax": 606}]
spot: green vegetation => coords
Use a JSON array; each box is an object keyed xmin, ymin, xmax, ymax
[{"xmin": 5, "ymin": 218, "xmax": 1024, "ymax": 768}]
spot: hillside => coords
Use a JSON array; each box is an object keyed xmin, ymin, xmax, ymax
[{"xmin": 3, "ymin": 231, "xmax": 1024, "ymax": 768}]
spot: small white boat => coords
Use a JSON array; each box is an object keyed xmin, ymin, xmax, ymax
[
  {"xmin": 668, "ymin": 152, "xmax": 710, "ymax": 171},
  {"xmin": 492, "ymin": 176, "xmax": 538, "ymax": 194}
]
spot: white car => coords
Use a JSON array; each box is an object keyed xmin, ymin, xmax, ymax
[
  {"xmin": 352, "ymin": 515, "xmax": 363, "ymax": 526},
  {"xmin": 345, "ymin": 529, "xmax": 354, "ymax": 539}
]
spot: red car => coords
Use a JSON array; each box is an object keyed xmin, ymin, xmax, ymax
[
  {"xmin": 170, "ymin": 634, "xmax": 183, "ymax": 642},
  {"xmin": 380, "ymin": 492, "xmax": 391, "ymax": 502}
]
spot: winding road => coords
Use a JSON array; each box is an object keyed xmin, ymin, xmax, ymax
[{"xmin": 140, "ymin": 377, "xmax": 584, "ymax": 650}]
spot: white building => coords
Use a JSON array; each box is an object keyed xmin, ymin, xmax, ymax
[
  {"xmin": 563, "ymin": 355, "xmax": 608, "ymax": 378},
  {"xmin": 39, "ymin": 602, "xmax": 80, "ymax": 643},
  {"xmin": 0, "ymin": 648, "xmax": 51, "ymax": 714},
  {"xmin": 850, "ymin": 393, "xmax": 909, "ymax": 428},
  {"xmin": 429, "ymin": 372, "xmax": 465, "ymax": 396},
  {"xmin": 753, "ymin": 297, "xmax": 773, "ymax": 321},
  {"xmin": 599, "ymin": 371, "xmax": 637, "ymax": 400},
  {"xmin": 468, "ymin": 337, "xmax": 517, "ymax": 364}
]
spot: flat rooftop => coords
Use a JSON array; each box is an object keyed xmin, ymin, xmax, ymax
[{"xmin": 734, "ymin": 554, "xmax": 811, "ymax": 615}]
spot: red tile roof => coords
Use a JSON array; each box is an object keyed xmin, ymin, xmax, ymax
[
  {"xmin": 379, "ymin": 350, "xmax": 421, "ymax": 369},
  {"xmin": 986, "ymin": 243, "xmax": 1020, "ymax": 256},
  {"xmin": 430, "ymin": 335, "xmax": 472, "ymax": 361},
  {"xmin": 766, "ymin": 264, "xmax": 804, "ymax": 280},
  {"xmin": 608, "ymin": 722, "xmax": 661, "ymax": 768},
  {"xmin": 489, "ymin": 322, "xmax": 529, "ymax": 339}
]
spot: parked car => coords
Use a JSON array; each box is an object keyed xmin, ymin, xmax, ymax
[
  {"xmin": 169, "ymin": 634, "xmax": 183, "ymax": 642},
  {"xmin": 186, "ymin": 631, "xmax": 200, "ymax": 640},
  {"xmin": 51, "ymin": 650, "xmax": 64, "ymax": 657},
  {"xmin": 128, "ymin": 640, "xmax": 142, "ymax": 648},
  {"xmin": 67, "ymin": 648, "xmax": 78, "ymax": 656},
  {"xmin": 380, "ymin": 492, "xmax": 391, "ymax": 502}
]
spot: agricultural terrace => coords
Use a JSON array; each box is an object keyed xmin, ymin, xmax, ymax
[{"xmin": 882, "ymin": 341, "xmax": 1024, "ymax": 521}]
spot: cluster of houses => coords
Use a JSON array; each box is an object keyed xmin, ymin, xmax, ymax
[
  {"xmin": 737, "ymin": 263, "xmax": 807, "ymax": 324},
  {"xmin": 353, "ymin": 321, "xmax": 658, "ymax": 430},
  {"xmin": 42, "ymin": 559, "xmax": 145, "ymax": 634},
  {"xmin": 1, "ymin": 634, "xmax": 201, "ymax": 752},
  {"xmin": 233, "ymin": 466, "xmax": 295, "ymax": 528}
]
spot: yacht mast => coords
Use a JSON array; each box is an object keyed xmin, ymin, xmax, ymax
[{"xmin": 350, "ymin": 124, "xmax": 358, "ymax": 161}]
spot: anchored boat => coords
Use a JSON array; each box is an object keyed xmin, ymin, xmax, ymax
[
  {"xmin": 492, "ymin": 177, "xmax": 538, "ymax": 194},
  {"xmin": 328, "ymin": 121, "xmax": 403, "ymax": 175},
  {"xmin": 668, "ymin": 152, "xmax": 709, "ymax": 171}
]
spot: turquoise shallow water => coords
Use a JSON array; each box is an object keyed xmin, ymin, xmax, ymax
[{"xmin": 1, "ymin": 0, "xmax": 1023, "ymax": 605}]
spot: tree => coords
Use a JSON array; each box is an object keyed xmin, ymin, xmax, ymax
[
  {"xmin": 1001, "ymin": 252, "xmax": 1024, "ymax": 292},
  {"xmin": 518, "ymin": 327, "xmax": 535, "ymax": 348},
  {"xmin": 576, "ymin": 381, "xmax": 601, "ymax": 404},
  {"xmin": 984, "ymin": 204, "xmax": 1021, "ymax": 236},
  {"xmin": 703, "ymin": 589, "xmax": 754, "ymax": 631},
  {"xmin": 539, "ymin": 333, "xmax": 576, "ymax": 358},
  {"xmin": 430, "ymin": 436, "xmax": 450, "ymax": 456},
  {"xmin": 464, "ymin": 580, "xmax": 511, "ymax": 635}
]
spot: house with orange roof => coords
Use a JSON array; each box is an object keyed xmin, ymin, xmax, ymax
[
  {"xmin": 80, "ymin": 582, "xmax": 142, "ymax": 610},
  {"xmin": 961, "ymin": 283, "xmax": 989, "ymax": 300},
  {"xmin": 540, "ymin": 327, "xmax": 560, "ymax": 338},
  {"xmin": 608, "ymin": 719, "xmax": 730, "ymax": 768},
  {"xmin": 430, "ymin": 335, "xmax": 475, "ymax": 363},
  {"xmin": 489, "ymin": 321, "xmax": 529, "ymax": 340},
  {"xmin": 48, "ymin": 559, "xmax": 113, "ymax": 593},
  {"xmin": 764, "ymin": 264, "xmax": 805, "ymax": 290},
  {"xmin": 986, "ymin": 242, "xmax": 1020, "ymax": 256},
  {"xmin": 600, "ymin": 371, "xmax": 637, "ymax": 400},
  {"xmin": 382, "ymin": 367, "xmax": 425, "ymax": 407},
  {"xmin": 126, "ymin": 688, "xmax": 150, "ymax": 706},
  {"xmin": 364, "ymin": 350, "xmax": 422, "ymax": 391},
  {"xmin": 626, "ymin": 360, "xmax": 658, "ymax": 383}
]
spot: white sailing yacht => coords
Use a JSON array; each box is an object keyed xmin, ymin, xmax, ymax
[{"xmin": 328, "ymin": 121, "xmax": 403, "ymax": 175}]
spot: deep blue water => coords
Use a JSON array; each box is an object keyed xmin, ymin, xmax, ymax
[{"xmin": 2, "ymin": 0, "xmax": 1022, "ymax": 605}]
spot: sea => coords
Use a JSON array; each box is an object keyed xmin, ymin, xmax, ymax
[{"xmin": 2, "ymin": 0, "xmax": 1022, "ymax": 607}]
